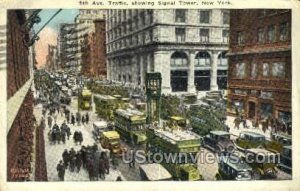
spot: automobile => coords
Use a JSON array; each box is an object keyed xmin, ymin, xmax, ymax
[
  {"xmin": 139, "ymin": 163, "xmax": 173, "ymax": 181},
  {"xmin": 243, "ymin": 148, "xmax": 279, "ymax": 180},
  {"xmin": 236, "ymin": 131, "xmax": 266, "ymax": 149},
  {"xmin": 216, "ymin": 154, "xmax": 252, "ymax": 180},
  {"xmin": 202, "ymin": 131, "xmax": 235, "ymax": 154},
  {"xmin": 278, "ymin": 145, "xmax": 292, "ymax": 174},
  {"xmin": 271, "ymin": 133, "xmax": 292, "ymax": 146},
  {"xmin": 92, "ymin": 121, "xmax": 108, "ymax": 141},
  {"xmin": 100, "ymin": 131, "xmax": 126, "ymax": 157}
]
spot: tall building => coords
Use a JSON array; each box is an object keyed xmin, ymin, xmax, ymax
[
  {"xmin": 75, "ymin": 9, "xmax": 106, "ymax": 72},
  {"xmin": 81, "ymin": 19, "xmax": 106, "ymax": 78},
  {"xmin": 6, "ymin": 10, "xmax": 46, "ymax": 181},
  {"xmin": 227, "ymin": 9, "xmax": 291, "ymax": 123},
  {"xmin": 106, "ymin": 9, "xmax": 229, "ymax": 93},
  {"xmin": 45, "ymin": 44, "xmax": 58, "ymax": 71},
  {"xmin": 58, "ymin": 23, "xmax": 77, "ymax": 70}
]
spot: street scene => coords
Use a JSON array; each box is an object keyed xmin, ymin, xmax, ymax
[{"xmin": 6, "ymin": 9, "xmax": 292, "ymax": 182}]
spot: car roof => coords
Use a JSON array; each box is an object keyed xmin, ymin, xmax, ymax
[
  {"xmin": 240, "ymin": 131, "xmax": 265, "ymax": 138},
  {"xmin": 139, "ymin": 163, "xmax": 172, "ymax": 180},
  {"xmin": 210, "ymin": 131, "xmax": 230, "ymax": 136},
  {"xmin": 246, "ymin": 148, "xmax": 278, "ymax": 156},
  {"xmin": 220, "ymin": 155, "xmax": 252, "ymax": 171},
  {"xmin": 283, "ymin": 145, "xmax": 292, "ymax": 150}
]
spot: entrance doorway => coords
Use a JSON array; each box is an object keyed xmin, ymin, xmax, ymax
[{"xmin": 248, "ymin": 102, "xmax": 256, "ymax": 119}]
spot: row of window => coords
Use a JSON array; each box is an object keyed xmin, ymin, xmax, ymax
[
  {"xmin": 175, "ymin": 28, "xmax": 229, "ymax": 43},
  {"xmin": 257, "ymin": 9, "xmax": 290, "ymax": 18},
  {"xmin": 108, "ymin": 10, "xmax": 153, "ymax": 31},
  {"xmin": 237, "ymin": 22, "xmax": 289, "ymax": 45},
  {"xmin": 235, "ymin": 62, "xmax": 285, "ymax": 79},
  {"xmin": 170, "ymin": 51, "xmax": 227, "ymax": 67},
  {"xmin": 175, "ymin": 9, "xmax": 229, "ymax": 25},
  {"xmin": 107, "ymin": 30, "xmax": 153, "ymax": 52}
]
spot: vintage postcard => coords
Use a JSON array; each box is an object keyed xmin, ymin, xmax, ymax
[{"xmin": 0, "ymin": 0, "xmax": 300, "ymax": 191}]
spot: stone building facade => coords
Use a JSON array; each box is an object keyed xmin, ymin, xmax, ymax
[
  {"xmin": 58, "ymin": 23, "xmax": 78, "ymax": 70},
  {"xmin": 81, "ymin": 19, "xmax": 106, "ymax": 78},
  {"xmin": 227, "ymin": 9, "xmax": 291, "ymax": 123},
  {"xmin": 6, "ymin": 10, "xmax": 44, "ymax": 181},
  {"xmin": 106, "ymin": 9, "xmax": 229, "ymax": 93}
]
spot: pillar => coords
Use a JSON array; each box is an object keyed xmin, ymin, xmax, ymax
[
  {"xmin": 154, "ymin": 51, "xmax": 171, "ymax": 94},
  {"xmin": 140, "ymin": 55, "xmax": 145, "ymax": 86},
  {"xmin": 210, "ymin": 51, "xmax": 219, "ymax": 91},
  {"xmin": 188, "ymin": 51, "xmax": 196, "ymax": 93}
]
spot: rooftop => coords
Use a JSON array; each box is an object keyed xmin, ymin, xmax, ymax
[
  {"xmin": 220, "ymin": 155, "xmax": 252, "ymax": 171},
  {"xmin": 139, "ymin": 163, "xmax": 172, "ymax": 180},
  {"xmin": 154, "ymin": 129, "xmax": 200, "ymax": 144},
  {"xmin": 115, "ymin": 109, "xmax": 145, "ymax": 120},
  {"xmin": 94, "ymin": 94, "xmax": 116, "ymax": 100},
  {"xmin": 210, "ymin": 131, "xmax": 230, "ymax": 136},
  {"xmin": 240, "ymin": 131, "xmax": 265, "ymax": 138}
]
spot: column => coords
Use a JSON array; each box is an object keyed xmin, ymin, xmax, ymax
[
  {"xmin": 107, "ymin": 60, "xmax": 111, "ymax": 80},
  {"xmin": 188, "ymin": 51, "xmax": 196, "ymax": 93},
  {"xmin": 140, "ymin": 55, "xmax": 145, "ymax": 86},
  {"xmin": 154, "ymin": 51, "xmax": 171, "ymax": 94},
  {"xmin": 210, "ymin": 51, "xmax": 219, "ymax": 91}
]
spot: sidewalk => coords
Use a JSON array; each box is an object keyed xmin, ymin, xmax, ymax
[{"xmin": 226, "ymin": 116, "xmax": 272, "ymax": 140}]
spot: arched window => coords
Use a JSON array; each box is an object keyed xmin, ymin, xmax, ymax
[
  {"xmin": 195, "ymin": 51, "xmax": 211, "ymax": 66},
  {"xmin": 171, "ymin": 51, "xmax": 188, "ymax": 67},
  {"xmin": 218, "ymin": 51, "xmax": 228, "ymax": 66}
]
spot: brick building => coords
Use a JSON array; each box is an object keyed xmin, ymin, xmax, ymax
[
  {"xmin": 7, "ymin": 10, "xmax": 47, "ymax": 181},
  {"xmin": 227, "ymin": 9, "xmax": 291, "ymax": 124},
  {"xmin": 81, "ymin": 19, "xmax": 106, "ymax": 78},
  {"xmin": 45, "ymin": 44, "xmax": 58, "ymax": 71}
]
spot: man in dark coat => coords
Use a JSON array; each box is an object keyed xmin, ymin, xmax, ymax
[
  {"xmin": 75, "ymin": 151, "xmax": 82, "ymax": 173},
  {"xmin": 62, "ymin": 149, "xmax": 70, "ymax": 167},
  {"xmin": 66, "ymin": 126, "xmax": 71, "ymax": 140},
  {"xmin": 71, "ymin": 114, "xmax": 75, "ymax": 125},
  {"xmin": 56, "ymin": 160, "xmax": 65, "ymax": 181},
  {"xmin": 85, "ymin": 112, "xmax": 89, "ymax": 124},
  {"xmin": 99, "ymin": 157, "xmax": 106, "ymax": 180}
]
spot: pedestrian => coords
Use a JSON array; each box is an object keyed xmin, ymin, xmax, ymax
[
  {"xmin": 76, "ymin": 112, "xmax": 81, "ymax": 126},
  {"xmin": 70, "ymin": 156, "xmax": 76, "ymax": 172},
  {"xmin": 66, "ymin": 126, "xmax": 71, "ymax": 140},
  {"xmin": 116, "ymin": 176, "xmax": 122, "ymax": 181},
  {"xmin": 75, "ymin": 152, "xmax": 82, "ymax": 173},
  {"xmin": 82, "ymin": 115, "xmax": 85, "ymax": 125},
  {"xmin": 56, "ymin": 160, "xmax": 65, "ymax": 181},
  {"xmin": 71, "ymin": 114, "xmax": 75, "ymax": 125},
  {"xmin": 61, "ymin": 131, "xmax": 66, "ymax": 144},
  {"xmin": 66, "ymin": 112, "xmax": 70, "ymax": 124},
  {"xmin": 99, "ymin": 157, "xmax": 106, "ymax": 180},
  {"xmin": 78, "ymin": 131, "xmax": 83, "ymax": 145},
  {"xmin": 62, "ymin": 149, "xmax": 70, "ymax": 167},
  {"xmin": 85, "ymin": 112, "xmax": 89, "ymax": 124},
  {"xmin": 48, "ymin": 115, "xmax": 53, "ymax": 129}
]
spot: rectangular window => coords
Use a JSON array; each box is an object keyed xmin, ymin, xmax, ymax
[
  {"xmin": 257, "ymin": 28, "xmax": 265, "ymax": 43},
  {"xmin": 251, "ymin": 63, "xmax": 257, "ymax": 79},
  {"xmin": 200, "ymin": 10, "xmax": 210, "ymax": 23},
  {"xmin": 236, "ymin": 63, "xmax": 246, "ymax": 78},
  {"xmin": 237, "ymin": 31, "xmax": 244, "ymax": 45},
  {"xmin": 175, "ymin": 9, "xmax": 186, "ymax": 23},
  {"xmin": 262, "ymin": 63, "xmax": 269, "ymax": 77},
  {"xmin": 223, "ymin": 11, "xmax": 230, "ymax": 25},
  {"xmin": 272, "ymin": 62, "xmax": 285, "ymax": 77},
  {"xmin": 200, "ymin": 29, "xmax": 209, "ymax": 42},
  {"xmin": 267, "ymin": 25, "xmax": 276, "ymax": 42},
  {"xmin": 222, "ymin": 30, "xmax": 229, "ymax": 43},
  {"xmin": 279, "ymin": 22, "xmax": 289, "ymax": 41},
  {"xmin": 176, "ymin": 28, "xmax": 186, "ymax": 42}
]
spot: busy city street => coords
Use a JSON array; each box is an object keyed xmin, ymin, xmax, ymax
[{"xmin": 6, "ymin": 8, "xmax": 292, "ymax": 183}]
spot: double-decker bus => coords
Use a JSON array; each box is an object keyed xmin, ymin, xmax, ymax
[
  {"xmin": 114, "ymin": 109, "xmax": 147, "ymax": 145},
  {"xmin": 146, "ymin": 127, "xmax": 202, "ymax": 181}
]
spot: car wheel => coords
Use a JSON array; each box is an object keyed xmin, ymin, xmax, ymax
[
  {"xmin": 265, "ymin": 168, "xmax": 277, "ymax": 179},
  {"xmin": 216, "ymin": 173, "xmax": 222, "ymax": 180},
  {"xmin": 252, "ymin": 170, "xmax": 261, "ymax": 180}
]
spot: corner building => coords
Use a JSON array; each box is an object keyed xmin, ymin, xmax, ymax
[
  {"xmin": 106, "ymin": 9, "xmax": 229, "ymax": 93},
  {"xmin": 227, "ymin": 10, "xmax": 291, "ymax": 123}
]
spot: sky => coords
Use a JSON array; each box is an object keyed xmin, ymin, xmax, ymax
[{"xmin": 34, "ymin": 9, "xmax": 79, "ymax": 68}]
